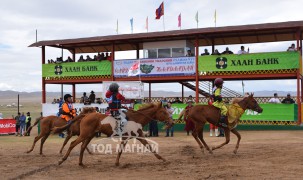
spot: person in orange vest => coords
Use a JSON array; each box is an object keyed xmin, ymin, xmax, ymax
[{"xmin": 61, "ymin": 94, "xmax": 76, "ymax": 123}]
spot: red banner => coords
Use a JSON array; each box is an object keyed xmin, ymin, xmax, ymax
[{"xmin": 0, "ymin": 119, "xmax": 16, "ymax": 134}]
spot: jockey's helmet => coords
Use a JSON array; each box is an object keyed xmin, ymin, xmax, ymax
[
  {"xmin": 109, "ymin": 83, "xmax": 119, "ymax": 92},
  {"xmin": 64, "ymin": 94, "xmax": 73, "ymax": 101},
  {"xmin": 214, "ymin": 78, "xmax": 224, "ymax": 86}
]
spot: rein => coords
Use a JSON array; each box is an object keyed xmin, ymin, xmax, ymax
[{"xmin": 131, "ymin": 108, "xmax": 170, "ymax": 126}]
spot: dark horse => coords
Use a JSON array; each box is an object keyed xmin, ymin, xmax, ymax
[
  {"xmin": 26, "ymin": 107, "xmax": 96, "ymax": 155},
  {"xmin": 55, "ymin": 102, "xmax": 173, "ymax": 167},
  {"xmin": 188, "ymin": 93, "xmax": 263, "ymax": 154}
]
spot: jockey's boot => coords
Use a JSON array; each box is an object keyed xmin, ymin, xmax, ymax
[
  {"xmin": 218, "ymin": 115, "xmax": 228, "ymax": 128},
  {"xmin": 215, "ymin": 128, "xmax": 219, "ymax": 136}
]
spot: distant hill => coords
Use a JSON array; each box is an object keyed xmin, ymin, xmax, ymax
[{"xmin": 0, "ymin": 90, "xmax": 297, "ymax": 104}]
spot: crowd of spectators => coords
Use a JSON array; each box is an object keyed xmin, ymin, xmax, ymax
[{"xmin": 47, "ymin": 52, "xmax": 112, "ymax": 64}]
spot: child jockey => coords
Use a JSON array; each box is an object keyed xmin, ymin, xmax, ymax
[
  {"xmin": 212, "ymin": 78, "xmax": 228, "ymax": 127},
  {"xmin": 61, "ymin": 94, "xmax": 76, "ymax": 123}
]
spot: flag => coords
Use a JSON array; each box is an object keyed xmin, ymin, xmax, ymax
[
  {"xmin": 130, "ymin": 18, "xmax": 134, "ymax": 33},
  {"xmin": 128, "ymin": 61, "xmax": 141, "ymax": 76},
  {"xmin": 155, "ymin": 2, "xmax": 164, "ymax": 19},
  {"xmin": 178, "ymin": 13, "xmax": 181, "ymax": 28},
  {"xmin": 195, "ymin": 11, "xmax": 199, "ymax": 23},
  {"xmin": 214, "ymin": 9, "xmax": 217, "ymax": 24},
  {"xmin": 145, "ymin": 16, "xmax": 148, "ymax": 31},
  {"xmin": 116, "ymin": 19, "xmax": 119, "ymax": 34}
]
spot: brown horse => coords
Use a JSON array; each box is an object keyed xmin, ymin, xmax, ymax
[
  {"xmin": 56, "ymin": 102, "xmax": 173, "ymax": 167},
  {"xmin": 188, "ymin": 93, "xmax": 263, "ymax": 154},
  {"xmin": 26, "ymin": 107, "xmax": 96, "ymax": 155}
]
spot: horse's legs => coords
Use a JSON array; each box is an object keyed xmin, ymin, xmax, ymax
[
  {"xmin": 39, "ymin": 133, "xmax": 50, "ymax": 156},
  {"xmin": 212, "ymin": 129, "xmax": 230, "ymax": 151},
  {"xmin": 59, "ymin": 133, "xmax": 72, "ymax": 154},
  {"xmin": 115, "ymin": 138, "xmax": 129, "ymax": 166},
  {"xmin": 137, "ymin": 135, "xmax": 166, "ymax": 162},
  {"xmin": 231, "ymin": 129, "xmax": 241, "ymax": 154},
  {"xmin": 26, "ymin": 133, "xmax": 44, "ymax": 153},
  {"xmin": 197, "ymin": 124, "xmax": 212, "ymax": 154},
  {"xmin": 58, "ymin": 136, "xmax": 86, "ymax": 165},
  {"xmin": 79, "ymin": 135, "xmax": 95, "ymax": 167},
  {"xmin": 192, "ymin": 124, "xmax": 205, "ymax": 154}
]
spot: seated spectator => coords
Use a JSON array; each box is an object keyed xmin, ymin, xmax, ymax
[
  {"xmin": 172, "ymin": 97, "xmax": 183, "ymax": 104},
  {"xmin": 51, "ymin": 98, "xmax": 56, "ymax": 104},
  {"xmin": 89, "ymin": 91, "xmax": 96, "ymax": 103},
  {"xmin": 107, "ymin": 53, "xmax": 112, "ymax": 61},
  {"xmin": 86, "ymin": 55, "xmax": 92, "ymax": 61},
  {"xmin": 211, "ymin": 49, "xmax": 221, "ymax": 55},
  {"xmin": 161, "ymin": 97, "xmax": 168, "ymax": 106},
  {"xmin": 81, "ymin": 92, "xmax": 91, "ymax": 105},
  {"xmin": 65, "ymin": 56, "xmax": 74, "ymax": 63},
  {"xmin": 78, "ymin": 55, "xmax": 85, "ymax": 62},
  {"xmin": 188, "ymin": 95, "xmax": 193, "ymax": 101},
  {"xmin": 186, "ymin": 50, "xmax": 193, "ymax": 56},
  {"xmin": 237, "ymin": 46, "xmax": 249, "ymax": 54},
  {"xmin": 93, "ymin": 55, "xmax": 98, "ymax": 61},
  {"xmin": 268, "ymin": 93, "xmax": 281, "ymax": 104},
  {"xmin": 100, "ymin": 53, "xmax": 105, "ymax": 60},
  {"xmin": 105, "ymin": 52, "xmax": 109, "ymax": 59},
  {"xmin": 222, "ymin": 47, "xmax": 234, "ymax": 54},
  {"xmin": 56, "ymin": 57, "xmax": 63, "ymax": 63},
  {"xmin": 201, "ymin": 49, "xmax": 210, "ymax": 56},
  {"xmin": 97, "ymin": 53, "xmax": 101, "ymax": 61},
  {"xmin": 287, "ymin": 43, "xmax": 297, "ymax": 52},
  {"xmin": 282, "ymin": 93, "xmax": 295, "ymax": 104}
]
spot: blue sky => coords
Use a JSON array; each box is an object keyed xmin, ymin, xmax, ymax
[{"xmin": 0, "ymin": 0, "xmax": 302, "ymax": 93}]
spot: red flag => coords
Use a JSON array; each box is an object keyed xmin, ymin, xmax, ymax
[
  {"xmin": 128, "ymin": 61, "xmax": 140, "ymax": 76},
  {"xmin": 155, "ymin": 2, "xmax": 164, "ymax": 19},
  {"xmin": 178, "ymin": 13, "xmax": 181, "ymax": 27}
]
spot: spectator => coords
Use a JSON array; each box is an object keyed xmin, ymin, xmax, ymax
[
  {"xmin": 93, "ymin": 55, "xmax": 98, "ymax": 61},
  {"xmin": 282, "ymin": 93, "xmax": 295, "ymax": 104},
  {"xmin": 172, "ymin": 97, "xmax": 183, "ymax": 104},
  {"xmin": 86, "ymin": 55, "xmax": 92, "ymax": 61},
  {"xmin": 186, "ymin": 49, "xmax": 193, "ymax": 56},
  {"xmin": 78, "ymin": 55, "xmax": 85, "ymax": 62},
  {"xmin": 268, "ymin": 93, "xmax": 281, "ymax": 104},
  {"xmin": 52, "ymin": 98, "xmax": 57, "ymax": 104},
  {"xmin": 237, "ymin": 46, "xmax": 249, "ymax": 54},
  {"xmin": 149, "ymin": 119, "xmax": 158, "ymax": 137},
  {"xmin": 201, "ymin": 49, "xmax": 210, "ymax": 56},
  {"xmin": 81, "ymin": 92, "xmax": 90, "ymax": 104},
  {"xmin": 160, "ymin": 97, "xmax": 168, "ymax": 106},
  {"xmin": 188, "ymin": 95, "xmax": 193, "ymax": 101},
  {"xmin": 65, "ymin": 56, "xmax": 73, "ymax": 63},
  {"xmin": 105, "ymin": 52, "xmax": 109, "ymax": 59},
  {"xmin": 287, "ymin": 43, "xmax": 297, "ymax": 52},
  {"xmin": 19, "ymin": 112, "xmax": 26, "ymax": 136},
  {"xmin": 89, "ymin": 91, "xmax": 96, "ymax": 103},
  {"xmin": 25, "ymin": 112, "xmax": 32, "ymax": 136},
  {"xmin": 222, "ymin": 47, "xmax": 234, "ymax": 54},
  {"xmin": 165, "ymin": 102, "xmax": 174, "ymax": 137},
  {"xmin": 107, "ymin": 53, "xmax": 112, "ymax": 61},
  {"xmin": 15, "ymin": 113, "xmax": 21, "ymax": 136},
  {"xmin": 56, "ymin": 57, "xmax": 63, "ymax": 63},
  {"xmin": 100, "ymin": 53, "xmax": 105, "ymax": 60},
  {"xmin": 211, "ymin": 49, "xmax": 221, "ymax": 55}
]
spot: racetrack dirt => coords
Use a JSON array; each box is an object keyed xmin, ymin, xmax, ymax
[{"xmin": 1, "ymin": 130, "xmax": 303, "ymax": 180}]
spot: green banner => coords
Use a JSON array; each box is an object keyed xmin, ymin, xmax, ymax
[
  {"xmin": 42, "ymin": 61, "xmax": 112, "ymax": 77},
  {"xmin": 198, "ymin": 52, "xmax": 299, "ymax": 72},
  {"xmin": 134, "ymin": 103, "xmax": 297, "ymax": 122}
]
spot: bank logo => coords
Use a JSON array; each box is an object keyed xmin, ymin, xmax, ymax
[
  {"xmin": 54, "ymin": 65, "xmax": 63, "ymax": 75},
  {"xmin": 216, "ymin": 57, "xmax": 227, "ymax": 69}
]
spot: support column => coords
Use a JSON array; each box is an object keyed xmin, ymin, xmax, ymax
[
  {"xmin": 61, "ymin": 84, "xmax": 64, "ymax": 100},
  {"xmin": 211, "ymin": 38, "xmax": 215, "ymax": 54},
  {"xmin": 195, "ymin": 37, "xmax": 199, "ymax": 103},
  {"xmin": 72, "ymin": 49, "xmax": 76, "ymax": 62},
  {"xmin": 297, "ymin": 71, "xmax": 301, "ymax": 125},
  {"xmin": 149, "ymin": 83, "xmax": 151, "ymax": 102},
  {"xmin": 42, "ymin": 46, "xmax": 46, "ymax": 103},
  {"xmin": 72, "ymin": 84, "xmax": 76, "ymax": 103},
  {"xmin": 111, "ymin": 43, "xmax": 115, "ymax": 81},
  {"xmin": 136, "ymin": 43, "xmax": 140, "ymax": 59},
  {"xmin": 181, "ymin": 84, "xmax": 184, "ymax": 102}
]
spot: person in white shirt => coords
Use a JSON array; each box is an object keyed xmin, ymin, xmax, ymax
[
  {"xmin": 237, "ymin": 46, "xmax": 249, "ymax": 54},
  {"xmin": 287, "ymin": 43, "xmax": 297, "ymax": 52},
  {"xmin": 268, "ymin": 93, "xmax": 281, "ymax": 104}
]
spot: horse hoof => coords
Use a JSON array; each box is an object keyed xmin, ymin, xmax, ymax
[
  {"xmin": 58, "ymin": 160, "xmax": 63, "ymax": 165},
  {"xmin": 208, "ymin": 150, "xmax": 213, "ymax": 154},
  {"xmin": 79, "ymin": 163, "xmax": 87, "ymax": 168},
  {"xmin": 233, "ymin": 150, "xmax": 237, "ymax": 154},
  {"xmin": 40, "ymin": 154, "xmax": 46, "ymax": 157},
  {"xmin": 115, "ymin": 162, "xmax": 120, "ymax": 166}
]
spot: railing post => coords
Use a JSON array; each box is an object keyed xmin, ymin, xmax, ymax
[
  {"xmin": 42, "ymin": 46, "xmax": 46, "ymax": 104},
  {"xmin": 195, "ymin": 37, "xmax": 199, "ymax": 103}
]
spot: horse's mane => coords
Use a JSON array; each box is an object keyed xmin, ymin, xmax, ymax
[{"xmin": 137, "ymin": 103, "xmax": 156, "ymax": 112}]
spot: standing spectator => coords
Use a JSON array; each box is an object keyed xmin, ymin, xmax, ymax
[
  {"xmin": 15, "ymin": 113, "xmax": 21, "ymax": 136},
  {"xmin": 268, "ymin": 93, "xmax": 281, "ymax": 104},
  {"xmin": 211, "ymin": 49, "xmax": 221, "ymax": 55},
  {"xmin": 222, "ymin": 47, "xmax": 234, "ymax": 54},
  {"xmin": 178, "ymin": 100, "xmax": 195, "ymax": 135},
  {"xmin": 25, "ymin": 112, "xmax": 32, "ymax": 136},
  {"xmin": 89, "ymin": 91, "xmax": 96, "ymax": 103},
  {"xmin": 287, "ymin": 44, "xmax": 297, "ymax": 51},
  {"xmin": 165, "ymin": 102, "xmax": 174, "ymax": 137},
  {"xmin": 52, "ymin": 98, "xmax": 56, "ymax": 104},
  {"xmin": 201, "ymin": 49, "xmax": 210, "ymax": 56},
  {"xmin": 100, "ymin": 53, "xmax": 105, "ymax": 60},
  {"xmin": 186, "ymin": 50, "xmax": 193, "ymax": 56},
  {"xmin": 237, "ymin": 46, "xmax": 249, "ymax": 54},
  {"xmin": 149, "ymin": 119, "xmax": 158, "ymax": 137},
  {"xmin": 19, "ymin": 112, "xmax": 26, "ymax": 136},
  {"xmin": 160, "ymin": 97, "xmax": 168, "ymax": 106},
  {"xmin": 282, "ymin": 93, "xmax": 295, "ymax": 104},
  {"xmin": 172, "ymin": 97, "xmax": 183, "ymax": 104},
  {"xmin": 81, "ymin": 92, "xmax": 89, "ymax": 104}
]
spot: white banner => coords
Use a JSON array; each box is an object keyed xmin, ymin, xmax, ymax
[
  {"xmin": 102, "ymin": 81, "xmax": 144, "ymax": 99},
  {"xmin": 114, "ymin": 57, "xmax": 195, "ymax": 77}
]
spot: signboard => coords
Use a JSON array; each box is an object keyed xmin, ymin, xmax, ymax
[
  {"xmin": 0, "ymin": 119, "xmax": 16, "ymax": 134},
  {"xmin": 199, "ymin": 52, "xmax": 299, "ymax": 73},
  {"xmin": 103, "ymin": 81, "xmax": 144, "ymax": 99},
  {"xmin": 42, "ymin": 61, "xmax": 111, "ymax": 77},
  {"xmin": 114, "ymin": 57, "xmax": 195, "ymax": 77},
  {"xmin": 134, "ymin": 103, "xmax": 298, "ymax": 122}
]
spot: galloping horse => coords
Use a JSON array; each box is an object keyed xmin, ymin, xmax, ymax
[
  {"xmin": 26, "ymin": 107, "xmax": 96, "ymax": 155},
  {"xmin": 188, "ymin": 93, "xmax": 263, "ymax": 154},
  {"xmin": 56, "ymin": 102, "xmax": 173, "ymax": 167}
]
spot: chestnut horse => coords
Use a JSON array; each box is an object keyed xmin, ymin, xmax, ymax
[
  {"xmin": 188, "ymin": 93, "xmax": 263, "ymax": 154},
  {"xmin": 56, "ymin": 102, "xmax": 173, "ymax": 167},
  {"xmin": 26, "ymin": 107, "xmax": 96, "ymax": 155}
]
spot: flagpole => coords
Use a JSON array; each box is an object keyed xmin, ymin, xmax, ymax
[
  {"xmin": 242, "ymin": 80, "xmax": 245, "ymax": 96},
  {"xmin": 163, "ymin": 15, "xmax": 165, "ymax": 31}
]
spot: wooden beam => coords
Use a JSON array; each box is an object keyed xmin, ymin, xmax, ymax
[{"xmin": 42, "ymin": 46, "xmax": 46, "ymax": 103}]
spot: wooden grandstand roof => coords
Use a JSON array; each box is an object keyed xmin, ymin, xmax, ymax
[{"xmin": 29, "ymin": 20, "xmax": 303, "ymax": 53}]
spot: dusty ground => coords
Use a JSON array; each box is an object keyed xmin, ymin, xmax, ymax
[{"xmin": 1, "ymin": 129, "xmax": 303, "ymax": 180}]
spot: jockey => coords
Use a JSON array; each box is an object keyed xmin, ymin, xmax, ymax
[
  {"xmin": 212, "ymin": 78, "xmax": 228, "ymax": 128},
  {"xmin": 105, "ymin": 83, "xmax": 127, "ymax": 134},
  {"xmin": 61, "ymin": 94, "xmax": 76, "ymax": 123}
]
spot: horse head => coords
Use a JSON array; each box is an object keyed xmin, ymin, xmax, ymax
[
  {"xmin": 154, "ymin": 102, "xmax": 174, "ymax": 129},
  {"xmin": 243, "ymin": 93, "xmax": 263, "ymax": 113}
]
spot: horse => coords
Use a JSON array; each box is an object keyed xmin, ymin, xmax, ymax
[
  {"xmin": 55, "ymin": 102, "xmax": 173, "ymax": 167},
  {"xmin": 26, "ymin": 107, "xmax": 96, "ymax": 155},
  {"xmin": 188, "ymin": 93, "xmax": 263, "ymax": 154}
]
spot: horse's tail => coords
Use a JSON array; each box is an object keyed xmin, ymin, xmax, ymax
[{"xmin": 25, "ymin": 116, "xmax": 42, "ymax": 135}]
